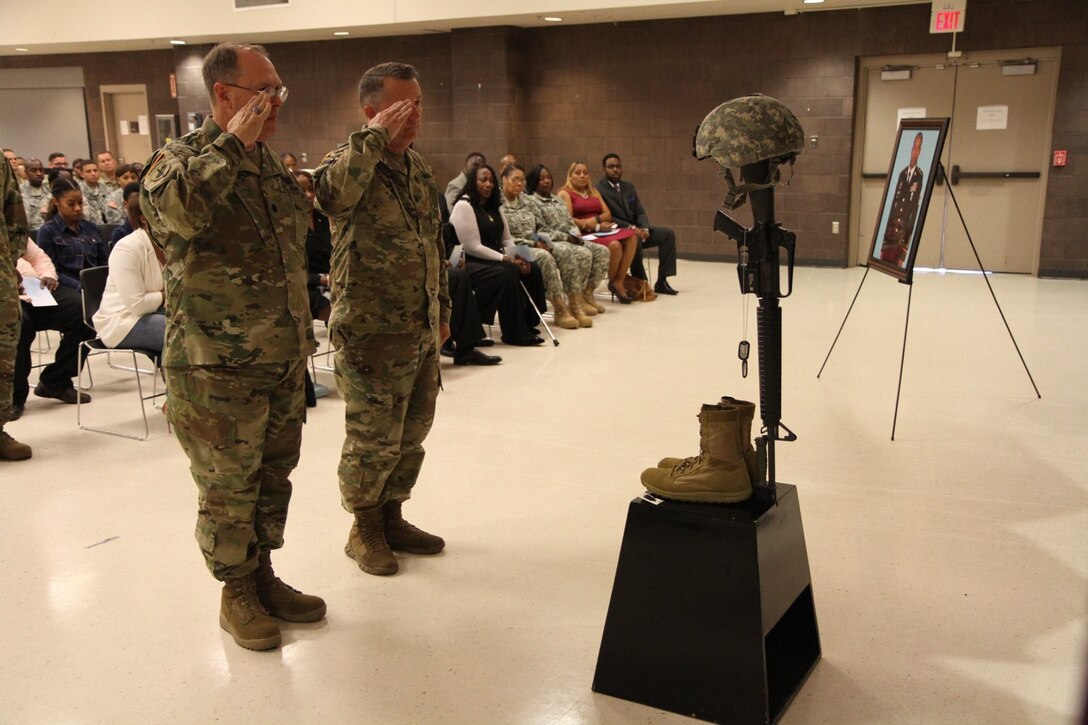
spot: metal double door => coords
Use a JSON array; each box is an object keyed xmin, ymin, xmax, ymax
[{"xmin": 854, "ymin": 47, "xmax": 1061, "ymax": 274}]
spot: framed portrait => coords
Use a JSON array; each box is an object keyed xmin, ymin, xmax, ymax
[{"xmin": 867, "ymin": 118, "xmax": 949, "ymax": 284}]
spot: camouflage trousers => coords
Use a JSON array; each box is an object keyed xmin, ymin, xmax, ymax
[
  {"xmin": 165, "ymin": 360, "xmax": 306, "ymax": 581},
  {"xmin": 528, "ymin": 242, "xmax": 593, "ymax": 300},
  {"xmin": 0, "ymin": 279, "xmax": 18, "ymax": 429},
  {"xmin": 335, "ymin": 328, "xmax": 439, "ymax": 512},
  {"xmin": 583, "ymin": 240, "xmax": 610, "ymax": 288}
]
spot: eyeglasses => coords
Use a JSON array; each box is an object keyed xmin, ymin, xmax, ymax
[
  {"xmin": 604, "ymin": 163, "xmax": 622, "ymax": 169},
  {"xmin": 221, "ymin": 82, "xmax": 289, "ymax": 102}
]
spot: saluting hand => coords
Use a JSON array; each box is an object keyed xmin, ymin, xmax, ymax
[
  {"xmin": 226, "ymin": 90, "xmax": 272, "ymax": 151},
  {"xmin": 367, "ymin": 100, "xmax": 415, "ymax": 144}
]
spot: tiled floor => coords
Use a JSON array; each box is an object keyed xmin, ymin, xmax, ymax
[{"xmin": 2, "ymin": 261, "xmax": 1085, "ymax": 724}]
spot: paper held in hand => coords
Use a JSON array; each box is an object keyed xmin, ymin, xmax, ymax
[{"xmin": 21, "ymin": 276, "xmax": 57, "ymax": 307}]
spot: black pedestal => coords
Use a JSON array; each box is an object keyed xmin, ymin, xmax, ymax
[{"xmin": 592, "ymin": 484, "xmax": 820, "ymax": 724}]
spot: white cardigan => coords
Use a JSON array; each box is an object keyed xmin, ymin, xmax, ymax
[
  {"xmin": 92, "ymin": 229, "xmax": 164, "ymax": 348},
  {"xmin": 449, "ymin": 197, "xmax": 515, "ymax": 261}
]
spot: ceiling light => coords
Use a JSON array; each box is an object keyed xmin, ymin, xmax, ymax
[
  {"xmin": 15, "ymin": 47, "xmax": 29, "ymax": 52},
  {"xmin": 169, "ymin": 39, "xmax": 186, "ymax": 45},
  {"xmin": 333, "ymin": 31, "xmax": 350, "ymax": 36},
  {"xmin": 542, "ymin": 16, "xmax": 563, "ymax": 22},
  {"xmin": 803, "ymin": 0, "xmax": 825, "ymax": 4}
]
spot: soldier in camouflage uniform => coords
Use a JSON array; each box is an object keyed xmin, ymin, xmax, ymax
[
  {"xmin": 141, "ymin": 43, "xmax": 325, "ymax": 651},
  {"xmin": 79, "ymin": 161, "xmax": 111, "ymax": 224},
  {"xmin": 314, "ymin": 62, "xmax": 450, "ymax": 578},
  {"xmin": 1, "ymin": 144, "xmax": 31, "ymax": 461},
  {"xmin": 20, "ymin": 159, "xmax": 50, "ymax": 231},
  {"xmin": 525, "ymin": 164, "xmax": 610, "ymax": 315},
  {"xmin": 498, "ymin": 164, "xmax": 594, "ymax": 328}
]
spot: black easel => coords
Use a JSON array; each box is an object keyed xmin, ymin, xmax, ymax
[{"xmin": 818, "ymin": 162, "xmax": 1041, "ymax": 439}]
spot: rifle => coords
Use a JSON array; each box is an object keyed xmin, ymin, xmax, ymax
[{"xmin": 712, "ymin": 160, "xmax": 798, "ymax": 501}]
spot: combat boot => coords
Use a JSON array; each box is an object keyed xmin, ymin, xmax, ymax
[
  {"xmin": 345, "ymin": 507, "xmax": 398, "ymax": 575},
  {"xmin": 384, "ymin": 500, "xmax": 445, "ymax": 554},
  {"xmin": 220, "ymin": 574, "xmax": 281, "ymax": 651},
  {"xmin": 641, "ymin": 404, "xmax": 752, "ymax": 503},
  {"xmin": 658, "ymin": 396, "xmax": 758, "ymax": 482},
  {"xmin": 583, "ymin": 287, "xmax": 606, "ymax": 314},
  {"xmin": 0, "ymin": 431, "xmax": 32, "ymax": 461},
  {"xmin": 720, "ymin": 396, "xmax": 758, "ymax": 483},
  {"xmin": 568, "ymin": 293, "xmax": 594, "ymax": 327},
  {"xmin": 254, "ymin": 550, "xmax": 327, "ymax": 623},
  {"xmin": 551, "ymin": 296, "xmax": 579, "ymax": 329}
]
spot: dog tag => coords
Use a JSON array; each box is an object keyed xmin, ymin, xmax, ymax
[{"xmin": 738, "ymin": 339, "xmax": 750, "ymax": 378}]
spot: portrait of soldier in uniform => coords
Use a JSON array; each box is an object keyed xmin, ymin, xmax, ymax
[{"xmin": 879, "ymin": 132, "xmax": 925, "ymax": 267}]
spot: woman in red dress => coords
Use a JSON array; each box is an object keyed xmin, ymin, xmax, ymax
[{"xmin": 557, "ymin": 161, "xmax": 639, "ymax": 303}]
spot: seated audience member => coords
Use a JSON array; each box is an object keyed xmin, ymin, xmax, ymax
[
  {"xmin": 48, "ymin": 152, "xmax": 68, "ymax": 169},
  {"xmin": 105, "ymin": 165, "xmax": 138, "ymax": 227},
  {"xmin": 13, "ymin": 156, "xmax": 27, "ymax": 182},
  {"xmin": 293, "ymin": 170, "xmax": 332, "ymax": 404},
  {"xmin": 20, "ymin": 158, "xmax": 50, "ymax": 231},
  {"xmin": 14, "ymin": 240, "xmax": 94, "ymax": 413},
  {"xmin": 3, "ymin": 148, "xmax": 15, "ymax": 169},
  {"xmin": 444, "ymin": 264, "xmax": 502, "ymax": 366},
  {"xmin": 449, "ymin": 164, "xmax": 546, "ymax": 346},
  {"xmin": 596, "ymin": 153, "xmax": 678, "ymax": 295},
  {"xmin": 499, "ymin": 164, "xmax": 592, "ymax": 329},
  {"xmin": 36, "ymin": 177, "xmax": 109, "ymax": 290},
  {"xmin": 498, "ymin": 154, "xmax": 519, "ymax": 175},
  {"xmin": 281, "ymin": 152, "xmax": 298, "ymax": 172},
  {"xmin": 78, "ymin": 161, "xmax": 111, "ymax": 223},
  {"xmin": 96, "ymin": 151, "xmax": 120, "ymax": 190},
  {"xmin": 444, "ymin": 151, "xmax": 486, "ymax": 210},
  {"xmin": 71, "ymin": 159, "xmax": 86, "ymax": 182},
  {"xmin": 556, "ymin": 161, "xmax": 639, "ymax": 304},
  {"xmin": 110, "ymin": 182, "xmax": 142, "ymax": 245},
  {"xmin": 92, "ymin": 197, "xmax": 165, "ymax": 355},
  {"xmin": 526, "ymin": 164, "xmax": 609, "ymax": 316},
  {"xmin": 293, "ymin": 171, "xmax": 332, "ymax": 324}
]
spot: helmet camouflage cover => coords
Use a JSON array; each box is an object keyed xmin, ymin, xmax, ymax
[{"xmin": 693, "ymin": 94, "xmax": 805, "ymax": 168}]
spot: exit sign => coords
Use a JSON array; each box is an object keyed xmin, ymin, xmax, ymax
[{"xmin": 931, "ymin": 0, "xmax": 967, "ymax": 33}]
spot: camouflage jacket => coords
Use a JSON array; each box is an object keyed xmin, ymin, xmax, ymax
[
  {"xmin": 20, "ymin": 180, "xmax": 50, "ymax": 231},
  {"xmin": 527, "ymin": 192, "xmax": 580, "ymax": 243},
  {"xmin": 2, "ymin": 157, "xmax": 28, "ymax": 292},
  {"xmin": 141, "ymin": 117, "xmax": 315, "ymax": 367},
  {"xmin": 80, "ymin": 180, "xmax": 112, "ymax": 224},
  {"xmin": 499, "ymin": 192, "xmax": 545, "ymax": 245},
  {"xmin": 314, "ymin": 124, "xmax": 450, "ymax": 346}
]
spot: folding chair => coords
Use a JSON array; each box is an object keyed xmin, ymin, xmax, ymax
[{"xmin": 77, "ymin": 266, "xmax": 165, "ymax": 441}]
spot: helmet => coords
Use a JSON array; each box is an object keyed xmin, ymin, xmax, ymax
[{"xmin": 693, "ymin": 94, "xmax": 805, "ymax": 168}]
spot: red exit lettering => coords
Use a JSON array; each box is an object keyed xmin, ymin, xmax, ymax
[{"xmin": 936, "ymin": 10, "xmax": 961, "ymax": 31}]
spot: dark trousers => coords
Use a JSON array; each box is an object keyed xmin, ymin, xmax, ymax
[
  {"xmin": 630, "ymin": 225, "xmax": 677, "ymax": 281},
  {"xmin": 465, "ymin": 258, "xmax": 546, "ymax": 345},
  {"xmin": 448, "ymin": 266, "xmax": 486, "ymax": 354},
  {"xmin": 15, "ymin": 288, "xmax": 95, "ymax": 404}
]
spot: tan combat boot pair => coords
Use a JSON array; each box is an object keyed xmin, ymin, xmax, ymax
[
  {"xmin": 219, "ymin": 551, "xmax": 327, "ymax": 651},
  {"xmin": 345, "ymin": 500, "xmax": 445, "ymax": 576},
  {"xmin": 551, "ymin": 296, "xmax": 580, "ymax": 330},
  {"xmin": 582, "ymin": 287, "xmax": 606, "ymax": 315},
  {"xmin": 640, "ymin": 397, "xmax": 757, "ymax": 504}
]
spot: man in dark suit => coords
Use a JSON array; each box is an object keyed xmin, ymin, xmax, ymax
[{"xmin": 595, "ymin": 153, "xmax": 678, "ymax": 294}]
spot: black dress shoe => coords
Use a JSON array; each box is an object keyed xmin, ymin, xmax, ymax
[
  {"xmin": 454, "ymin": 348, "xmax": 502, "ymax": 366},
  {"xmin": 477, "ymin": 338, "xmax": 495, "ymax": 348},
  {"xmin": 440, "ymin": 341, "xmax": 455, "ymax": 358},
  {"xmin": 654, "ymin": 280, "xmax": 679, "ymax": 295},
  {"xmin": 34, "ymin": 384, "xmax": 90, "ymax": 404},
  {"xmin": 503, "ymin": 336, "xmax": 546, "ymax": 347},
  {"xmin": 10, "ymin": 405, "xmax": 23, "ymax": 421}
]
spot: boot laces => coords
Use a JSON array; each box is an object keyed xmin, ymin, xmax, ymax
[
  {"xmin": 672, "ymin": 455, "xmax": 701, "ymax": 474},
  {"xmin": 230, "ymin": 576, "xmax": 267, "ymax": 613}
]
